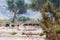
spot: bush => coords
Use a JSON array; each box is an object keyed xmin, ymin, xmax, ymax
[
  {"xmin": 39, "ymin": 32, "xmax": 44, "ymax": 36},
  {"xmin": 11, "ymin": 32, "xmax": 17, "ymax": 35},
  {"xmin": 22, "ymin": 32, "xmax": 25, "ymax": 35}
]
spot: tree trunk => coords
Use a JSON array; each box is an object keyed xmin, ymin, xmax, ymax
[{"xmin": 12, "ymin": 11, "xmax": 16, "ymax": 23}]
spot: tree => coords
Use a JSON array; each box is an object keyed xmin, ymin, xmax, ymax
[
  {"xmin": 30, "ymin": 0, "xmax": 46, "ymax": 11},
  {"xmin": 50, "ymin": 0, "xmax": 60, "ymax": 9},
  {"xmin": 31, "ymin": 0, "xmax": 60, "ymax": 9},
  {"xmin": 17, "ymin": 16, "xmax": 30, "ymax": 22},
  {"xmin": 30, "ymin": 0, "xmax": 58, "ymax": 40},
  {"xmin": 7, "ymin": 0, "xmax": 26, "ymax": 23},
  {"xmin": 41, "ymin": 1, "xmax": 58, "ymax": 40}
]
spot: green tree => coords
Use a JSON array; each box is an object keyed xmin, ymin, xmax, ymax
[
  {"xmin": 17, "ymin": 16, "xmax": 30, "ymax": 22},
  {"xmin": 31, "ymin": 0, "xmax": 58, "ymax": 40},
  {"xmin": 31, "ymin": 0, "xmax": 59, "ymax": 9},
  {"xmin": 31, "ymin": 0, "xmax": 46, "ymax": 10},
  {"xmin": 7, "ymin": 0, "xmax": 26, "ymax": 23},
  {"xmin": 41, "ymin": 1, "xmax": 58, "ymax": 40},
  {"xmin": 50, "ymin": 0, "xmax": 60, "ymax": 9}
]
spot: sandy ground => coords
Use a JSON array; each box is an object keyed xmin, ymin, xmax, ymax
[
  {"xmin": 0, "ymin": 37, "xmax": 45, "ymax": 40},
  {"xmin": 0, "ymin": 27, "xmax": 46, "ymax": 40}
]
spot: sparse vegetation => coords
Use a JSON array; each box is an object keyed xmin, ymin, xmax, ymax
[
  {"xmin": 22, "ymin": 32, "xmax": 25, "ymax": 35},
  {"xmin": 11, "ymin": 32, "xmax": 17, "ymax": 35},
  {"xmin": 39, "ymin": 32, "xmax": 45, "ymax": 36}
]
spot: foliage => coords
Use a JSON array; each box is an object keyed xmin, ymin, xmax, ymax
[
  {"xmin": 11, "ymin": 32, "xmax": 17, "ymax": 35},
  {"xmin": 50, "ymin": 0, "xmax": 60, "ymax": 9},
  {"xmin": 30, "ymin": 0, "xmax": 59, "ymax": 40},
  {"xmin": 53, "ymin": 24, "xmax": 60, "ymax": 32},
  {"xmin": 17, "ymin": 16, "xmax": 30, "ymax": 22},
  {"xmin": 39, "ymin": 32, "xmax": 44, "ymax": 36},
  {"xmin": 30, "ymin": 0, "xmax": 46, "ymax": 10},
  {"xmin": 41, "ymin": 1, "xmax": 58, "ymax": 40},
  {"xmin": 22, "ymin": 32, "xmax": 25, "ymax": 35},
  {"xmin": 30, "ymin": 0, "xmax": 59, "ymax": 10},
  {"xmin": 6, "ymin": 0, "xmax": 26, "ymax": 23},
  {"xmin": 7, "ymin": 0, "xmax": 26, "ymax": 13}
]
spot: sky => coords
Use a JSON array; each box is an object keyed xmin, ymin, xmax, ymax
[
  {"xmin": 0, "ymin": 0, "xmax": 42, "ymax": 20},
  {"xmin": 0, "ymin": 0, "xmax": 13, "ymax": 20},
  {"xmin": 25, "ymin": 0, "xmax": 31, "ymax": 4}
]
